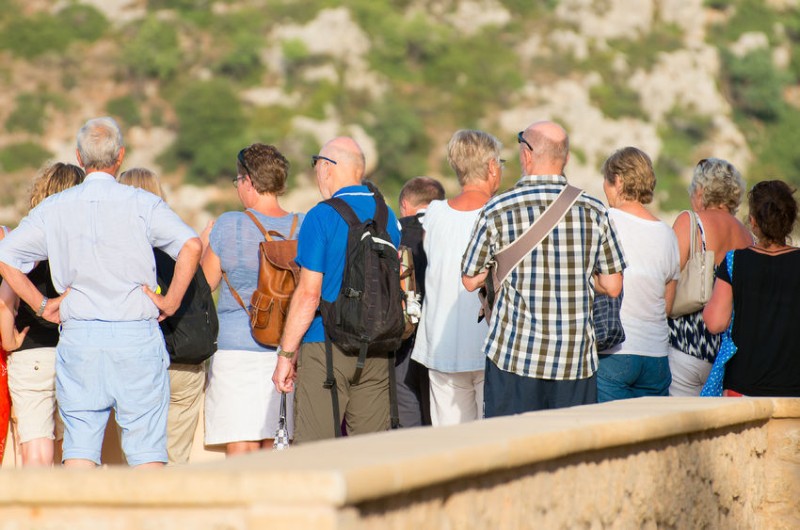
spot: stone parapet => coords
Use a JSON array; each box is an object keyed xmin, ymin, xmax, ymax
[{"xmin": 0, "ymin": 397, "xmax": 797, "ymax": 529}]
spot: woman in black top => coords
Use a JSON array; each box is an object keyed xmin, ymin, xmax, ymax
[
  {"xmin": 0, "ymin": 163, "xmax": 84, "ymax": 466},
  {"xmin": 704, "ymin": 180, "xmax": 800, "ymax": 397}
]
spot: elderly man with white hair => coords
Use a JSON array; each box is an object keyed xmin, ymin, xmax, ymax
[{"xmin": 0, "ymin": 117, "xmax": 201, "ymax": 468}]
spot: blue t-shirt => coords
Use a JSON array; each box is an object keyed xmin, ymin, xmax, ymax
[
  {"xmin": 296, "ymin": 185, "xmax": 401, "ymax": 343},
  {"xmin": 210, "ymin": 209, "xmax": 304, "ymax": 351}
]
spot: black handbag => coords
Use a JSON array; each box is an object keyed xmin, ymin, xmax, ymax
[{"xmin": 593, "ymin": 290, "xmax": 625, "ymax": 352}]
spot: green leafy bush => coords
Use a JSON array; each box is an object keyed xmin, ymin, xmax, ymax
[
  {"xmin": 723, "ymin": 49, "xmax": 788, "ymax": 122},
  {"xmin": 121, "ymin": 16, "xmax": 182, "ymax": 80},
  {"xmin": 0, "ymin": 5, "xmax": 106, "ymax": 58},
  {"xmin": 590, "ymin": 81, "xmax": 647, "ymax": 120},
  {"xmin": 5, "ymin": 94, "xmax": 48, "ymax": 134},
  {"xmin": 0, "ymin": 142, "xmax": 52, "ymax": 172},
  {"xmin": 171, "ymin": 79, "xmax": 246, "ymax": 182},
  {"xmin": 106, "ymin": 96, "xmax": 142, "ymax": 127}
]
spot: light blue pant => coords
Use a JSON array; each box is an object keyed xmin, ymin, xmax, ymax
[{"xmin": 56, "ymin": 320, "xmax": 170, "ymax": 466}]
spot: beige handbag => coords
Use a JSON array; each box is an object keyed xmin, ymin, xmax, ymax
[{"xmin": 669, "ymin": 210, "xmax": 715, "ymax": 318}]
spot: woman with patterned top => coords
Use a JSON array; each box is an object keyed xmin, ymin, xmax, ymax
[
  {"xmin": 667, "ymin": 158, "xmax": 752, "ymax": 396},
  {"xmin": 0, "ymin": 162, "xmax": 85, "ymax": 466}
]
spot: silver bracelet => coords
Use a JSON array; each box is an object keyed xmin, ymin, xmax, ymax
[{"xmin": 35, "ymin": 297, "xmax": 48, "ymax": 317}]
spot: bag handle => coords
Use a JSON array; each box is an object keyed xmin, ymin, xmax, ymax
[{"xmin": 492, "ymin": 184, "xmax": 583, "ymax": 286}]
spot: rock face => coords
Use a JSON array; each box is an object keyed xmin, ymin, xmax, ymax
[{"xmin": 0, "ymin": 0, "xmax": 787, "ymax": 227}]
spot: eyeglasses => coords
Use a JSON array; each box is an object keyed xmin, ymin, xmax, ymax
[
  {"xmin": 237, "ymin": 148, "xmax": 252, "ymax": 177},
  {"xmin": 310, "ymin": 155, "xmax": 337, "ymax": 169},
  {"xmin": 232, "ymin": 175, "xmax": 246, "ymax": 188},
  {"xmin": 498, "ymin": 158, "xmax": 506, "ymax": 168},
  {"xmin": 517, "ymin": 131, "xmax": 533, "ymax": 151}
]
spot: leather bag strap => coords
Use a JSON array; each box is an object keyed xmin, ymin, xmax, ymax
[
  {"xmin": 493, "ymin": 184, "xmax": 583, "ymax": 286},
  {"xmin": 222, "ymin": 270, "xmax": 248, "ymax": 313}
]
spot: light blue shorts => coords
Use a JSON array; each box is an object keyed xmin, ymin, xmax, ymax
[{"xmin": 56, "ymin": 320, "xmax": 170, "ymax": 466}]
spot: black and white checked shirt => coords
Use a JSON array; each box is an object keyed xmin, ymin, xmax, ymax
[{"xmin": 462, "ymin": 175, "xmax": 627, "ymax": 380}]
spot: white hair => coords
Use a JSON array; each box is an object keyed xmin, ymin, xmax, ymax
[{"xmin": 76, "ymin": 117, "xmax": 124, "ymax": 170}]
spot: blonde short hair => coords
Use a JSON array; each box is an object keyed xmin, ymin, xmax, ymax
[
  {"xmin": 29, "ymin": 162, "xmax": 85, "ymax": 210},
  {"xmin": 602, "ymin": 146, "xmax": 656, "ymax": 204},
  {"xmin": 446, "ymin": 129, "xmax": 502, "ymax": 186},
  {"xmin": 119, "ymin": 167, "xmax": 165, "ymax": 200},
  {"xmin": 689, "ymin": 158, "xmax": 745, "ymax": 213}
]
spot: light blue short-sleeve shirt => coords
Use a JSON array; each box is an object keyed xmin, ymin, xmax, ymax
[
  {"xmin": 0, "ymin": 172, "xmax": 198, "ymax": 322},
  {"xmin": 210, "ymin": 209, "xmax": 304, "ymax": 351}
]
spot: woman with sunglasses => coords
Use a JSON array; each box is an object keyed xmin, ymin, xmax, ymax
[
  {"xmin": 667, "ymin": 158, "xmax": 752, "ymax": 396},
  {"xmin": 201, "ymin": 144, "xmax": 304, "ymax": 456}
]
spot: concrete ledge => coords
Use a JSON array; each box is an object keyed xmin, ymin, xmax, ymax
[{"xmin": 1, "ymin": 397, "xmax": 797, "ymax": 529}]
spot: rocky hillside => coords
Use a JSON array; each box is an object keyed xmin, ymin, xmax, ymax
[{"xmin": 1, "ymin": 0, "xmax": 799, "ymax": 229}]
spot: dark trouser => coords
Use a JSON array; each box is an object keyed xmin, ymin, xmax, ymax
[
  {"xmin": 483, "ymin": 358, "xmax": 597, "ymax": 418},
  {"xmin": 394, "ymin": 341, "xmax": 431, "ymax": 427},
  {"xmin": 294, "ymin": 342, "xmax": 389, "ymax": 444}
]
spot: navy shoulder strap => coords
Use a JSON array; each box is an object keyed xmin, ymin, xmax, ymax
[{"xmin": 323, "ymin": 194, "xmax": 389, "ymax": 231}]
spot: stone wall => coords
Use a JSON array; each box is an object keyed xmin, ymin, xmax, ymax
[{"xmin": 0, "ymin": 397, "xmax": 797, "ymax": 529}]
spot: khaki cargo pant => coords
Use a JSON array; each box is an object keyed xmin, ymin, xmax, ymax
[{"xmin": 293, "ymin": 342, "xmax": 389, "ymax": 444}]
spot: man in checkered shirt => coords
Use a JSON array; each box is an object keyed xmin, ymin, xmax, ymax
[{"xmin": 462, "ymin": 121, "xmax": 626, "ymax": 416}]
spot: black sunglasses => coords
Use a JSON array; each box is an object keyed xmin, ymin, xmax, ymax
[
  {"xmin": 237, "ymin": 148, "xmax": 252, "ymax": 177},
  {"xmin": 310, "ymin": 155, "xmax": 337, "ymax": 169},
  {"xmin": 517, "ymin": 131, "xmax": 533, "ymax": 151}
]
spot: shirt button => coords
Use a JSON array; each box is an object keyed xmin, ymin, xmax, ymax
[{"xmin": 34, "ymin": 363, "xmax": 39, "ymax": 371}]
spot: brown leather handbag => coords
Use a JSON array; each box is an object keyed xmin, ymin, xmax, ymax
[{"xmin": 223, "ymin": 211, "xmax": 300, "ymax": 347}]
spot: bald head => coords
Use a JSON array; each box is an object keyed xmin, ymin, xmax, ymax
[
  {"xmin": 519, "ymin": 120, "xmax": 569, "ymax": 175},
  {"xmin": 321, "ymin": 137, "xmax": 366, "ymax": 181}
]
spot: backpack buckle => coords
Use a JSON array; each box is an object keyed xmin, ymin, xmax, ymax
[{"xmin": 344, "ymin": 287, "xmax": 362, "ymax": 298}]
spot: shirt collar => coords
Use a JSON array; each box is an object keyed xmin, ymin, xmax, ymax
[
  {"xmin": 516, "ymin": 174, "xmax": 568, "ymax": 188},
  {"xmin": 333, "ymin": 185, "xmax": 372, "ymax": 198},
  {"xmin": 84, "ymin": 171, "xmax": 117, "ymax": 182}
]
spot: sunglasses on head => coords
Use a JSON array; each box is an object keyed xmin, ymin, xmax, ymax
[
  {"xmin": 310, "ymin": 155, "xmax": 337, "ymax": 169},
  {"xmin": 517, "ymin": 131, "xmax": 533, "ymax": 151}
]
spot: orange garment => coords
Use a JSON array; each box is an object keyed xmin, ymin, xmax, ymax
[{"xmin": 0, "ymin": 347, "xmax": 9, "ymax": 463}]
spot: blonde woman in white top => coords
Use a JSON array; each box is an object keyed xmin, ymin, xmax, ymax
[
  {"xmin": 411, "ymin": 130, "xmax": 502, "ymax": 426},
  {"xmin": 598, "ymin": 146, "xmax": 680, "ymax": 401}
]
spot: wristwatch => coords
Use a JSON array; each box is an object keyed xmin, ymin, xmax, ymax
[
  {"xmin": 35, "ymin": 297, "xmax": 48, "ymax": 317},
  {"xmin": 276, "ymin": 346, "xmax": 296, "ymax": 360}
]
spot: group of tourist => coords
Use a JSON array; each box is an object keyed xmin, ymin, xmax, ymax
[{"xmin": 0, "ymin": 115, "xmax": 797, "ymax": 468}]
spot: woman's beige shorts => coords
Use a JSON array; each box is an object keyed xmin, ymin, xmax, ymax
[{"xmin": 8, "ymin": 347, "xmax": 63, "ymax": 443}]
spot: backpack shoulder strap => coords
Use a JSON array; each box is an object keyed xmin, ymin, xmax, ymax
[
  {"xmin": 373, "ymin": 194, "xmax": 389, "ymax": 232},
  {"xmin": 493, "ymin": 184, "xmax": 582, "ymax": 285},
  {"xmin": 221, "ymin": 271, "xmax": 249, "ymax": 313},
  {"xmin": 244, "ymin": 210, "xmax": 275, "ymax": 242},
  {"xmin": 323, "ymin": 197, "xmax": 360, "ymax": 227}
]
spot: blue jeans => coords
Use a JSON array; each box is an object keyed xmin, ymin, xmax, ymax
[{"xmin": 597, "ymin": 354, "xmax": 671, "ymax": 402}]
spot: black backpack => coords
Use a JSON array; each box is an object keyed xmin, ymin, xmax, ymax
[
  {"xmin": 319, "ymin": 194, "xmax": 404, "ymax": 433},
  {"xmin": 155, "ymin": 248, "xmax": 219, "ymax": 365}
]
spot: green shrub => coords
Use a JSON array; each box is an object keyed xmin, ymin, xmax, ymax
[
  {"xmin": 121, "ymin": 16, "xmax": 182, "ymax": 80},
  {"xmin": 590, "ymin": 81, "xmax": 647, "ymax": 120},
  {"xmin": 171, "ymin": 79, "xmax": 245, "ymax": 182},
  {"xmin": 365, "ymin": 97, "xmax": 431, "ymax": 189},
  {"xmin": 655, "ymin": 110, "xmax": 713, "ymax": 211},
  {"xmin": 106, "ymin": 96, "xmax": 142, "ymax": 127},
  {"xmin": 0, "ymin": 142, "xmax": 52, "ymax": 172},
  {"xmin": 0, "ymin": 5, "xmax": 106, "ymax": 58},
  {"xmin": 723, "ymin": 49, "xmax": 788, "ymax": 122},
  {"xmin": 5, "ymin": 94, "xmax": 48, "ymax": 134}
]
